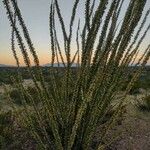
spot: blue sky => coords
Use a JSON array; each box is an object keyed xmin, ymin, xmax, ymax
[{"xmin": 0, "ymin": 0, "xmax": 150, "ymax": 65}]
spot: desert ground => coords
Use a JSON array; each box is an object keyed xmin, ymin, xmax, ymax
[{"xmin": 0, "ymin": 81, "xmax": 150, "ymax": 150}]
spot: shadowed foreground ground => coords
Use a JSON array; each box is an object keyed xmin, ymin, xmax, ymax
[{"xmin": 94, "ymin": 100, "xmax": 150, "ymax": 150}]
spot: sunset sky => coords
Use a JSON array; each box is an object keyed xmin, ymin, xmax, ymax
[{"xmin": 0, "ymin": 0, "xmax": 150, "ymax": 66}]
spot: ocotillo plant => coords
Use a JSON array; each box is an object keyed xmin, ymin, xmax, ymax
[{"xmin": 3, "ymin": 0, "xmax": 150, "ymax": 149}]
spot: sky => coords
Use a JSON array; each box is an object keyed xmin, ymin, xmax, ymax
[{"xmin": 0, "ymin": 0, "xmax": 150, "ymax": 66}]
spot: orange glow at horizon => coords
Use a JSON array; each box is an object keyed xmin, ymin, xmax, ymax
[
  {"xmin": 0, "ymin": 45, "xmax": 150, "ymax": 66},
  {"xmin": 0, "ymin": 51, "xmax": 69, "ymax": 66},
  {"xmin": 0, "ymin": 52, "xmax": 149, "ymax": 66}
]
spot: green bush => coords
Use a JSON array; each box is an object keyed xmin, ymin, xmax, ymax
[
  {"xmin": 10, "ymin": 89, "xmax": 22, "ymax": 105},
  {"xmin": 10, "ymin": 86, "xmax": 40, "ymax": 105},
  {"xmin": 129, "ymin": 81, "xmax": 141, "ymax": 95},
  {"xmin": 0, "ymin": 110, "xmax": 37, "ymax": 149},
  {"xmin": 137, "ymin": 94, "xmax": 150, "ymax": 111},
  {"xmin": 0, "ymin": 111, "xmax": 14, "ymax": 149},
  {"xmin": 122, "ymin": 72, "xmax": 150, "ymax": 95}
]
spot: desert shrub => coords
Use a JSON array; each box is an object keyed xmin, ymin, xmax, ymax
[
  {"xmin": 0, "ymin": 111, "xmax": 14, "ymax": 149},
  {"xmin": 3, "ymin": 0, "xmax": 150, "ymax": 149},
  {"xmin": 140, "ymin": 75, "xmax": 150, "ymax": 90},
  {"xmin": 0, "ymin": 109, "xmax": 37, "ymax": 149},
  {"xmin": 129, "ymin": 81, "xmax": 141, "ymax": 95},
  {"xmin": 100, "ymin": 105, "xmax": 126, "ymax": 126},
  {"xmin": 122, "ymin": 74, "xmax": 141, "ymax": 95},
  {"xmin": 129, "ymin": 78, "xmax": 150, "ymax": 95},
  {"xmin": 26, "ymin": 86, "xmax": 41, "ymax": 104},
  {"xmin": 137, "ymin": 94, "xmax": 150, "ymax": 111},
  {"xmin": 10, "ymin": 86, "xmax": 40, "ymax": 105},
  {"xmin": 10, "ymin": 89, "xmax": 22, "ymax": 105},
  {"xmin": 0, "ymin": 75, "xmax": 12, "ymax": 85},
  {"xmin": 122, "ymin": 70, "xmax": 150, "ymax": 94}
]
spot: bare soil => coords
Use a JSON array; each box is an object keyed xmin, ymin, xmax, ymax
[
  {"xmin": 109, "ymin": 114, "xmax": 150, "ymax": 150},
  {"xmin": 94, "ymin": 97, "xmax": 150, "ymax": 150}
]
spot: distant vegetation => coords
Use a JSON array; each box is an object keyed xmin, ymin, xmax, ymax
[
  {"xmin": 0, "ymin": 67, "xmax": 30, "ymax": 85},
  {"xmin": 1, "ymin": 66, "xmax": 150, "ymax": 92}
]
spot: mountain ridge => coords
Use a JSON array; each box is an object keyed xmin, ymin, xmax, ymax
[
  {"xmin": 43, "ymin": 63, "xmax": 79, "ymax": 67},
  {"xmin": 0, "ymin": 64, "xmax": 14, "ymax": 67}
]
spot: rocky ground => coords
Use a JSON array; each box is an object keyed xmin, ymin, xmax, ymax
[
  {"xmin": 109, "ymin": 112, "xmax": 150, "ymax": 150},
  {"xmin": 94, "ymin": 94, "xmax": 150, "ymax": 150}
]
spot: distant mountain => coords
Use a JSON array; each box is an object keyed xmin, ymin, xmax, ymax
[
  {"xmin": 0, "ymin": 64, "xmax": 14, "ymax": 67},
  {"xmin": 0, "ymin": 64, "xmax": 8, "ymax": 67},
  {"xmin": 43, "ymin": 63, "xmax": 79, "ymax": 67}
]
